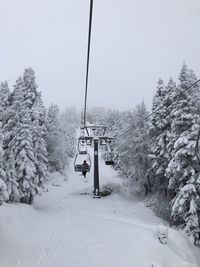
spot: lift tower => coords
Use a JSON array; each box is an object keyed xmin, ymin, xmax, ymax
[{"xmin": 76, "ymin": 125, "xmax": 113, "ymax": 198}]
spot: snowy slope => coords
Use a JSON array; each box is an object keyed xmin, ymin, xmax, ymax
[{"xmin": 0, "ymin": 158, "xmax": 200, "ymax": 267}]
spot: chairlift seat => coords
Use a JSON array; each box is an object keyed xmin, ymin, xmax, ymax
[
  {"xmin": 74, "ymin": 153, "xmax": 91, "ymax": 172},
  {"xmin": 86, "ymin": 140, "xmax": 92, "ymax": 146},
  {"xmin": 105, "ymin": 160, "xmax": 114, "ymax": 166},
  {"xmin": 79, "ymin": 151, "xmax": 88, "ymax": 155},
  {"xmin": 75, "ymin": 164, "xmax": 90, "ymax": 172}
]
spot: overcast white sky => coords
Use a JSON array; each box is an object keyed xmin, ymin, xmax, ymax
[{"xmin": 0, "ymin": 0, "xmax": 200, "ymax": 111}]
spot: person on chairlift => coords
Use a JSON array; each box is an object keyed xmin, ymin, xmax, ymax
[{"xmin": 82, "ymin": 160, "xmax": 89, "ymax": 178}]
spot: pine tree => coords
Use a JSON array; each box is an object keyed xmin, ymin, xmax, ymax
[
  {"xmin": 148, "ymin": 78, "xmax": 174, "ymax": 192},
  {"xmin": 0, "ymin": 81, "xmax": 10, "ymax": 118},
  {"xmin": 47, "ymin": 104, "xmax": 60, "ymax": 134},
  {"xmin": 166, "ymin": 64, "xmax": 200, "ymax": 192},
  {"xmin": 0, "ymin": 122, "xmax": 9, "ymax": 205},
  {"xmin": 118, "ymin": 102, "xmax": 150, "ymax": 191},
  {"xmin": 59, "ymin": 108, "xmax": 78, "ymax": 160},
  {"xmin": 32, "ymin": 94, "xmax": 49, "ymax": 186},
  {"xmin": 46, "ymin": 104, "xmax": 64, "ymax": 171},
  {"xmin": 18, "ymin": 68, "xmax": 49, "ymax": 199},
  {"xmin": 171, "ymin": 183, "xmax": 200, "ymax": 245},
  {"xmin": 3, "ymin": 69, "xmax": 48, "ymax": 203},
  {"xmin": 2, "ymin": 77, "xmax": 23, "ymax": 201},
  {"xmin": 113, "ymin": 111, "xmax": 134, "ymax": 177},
  {"xmin": 15, "ymin": 113, "xmax": 38, "ymax": 204},
  {"xmin": 16, "ymin": 68, "xmax": 49, "ymax": 201},
  {"xmin": 22, "ymin": 68, "xmax": 39, "ymax": 110},
  {"xmin": 132, "ymin": 102, "xmax": 150, "ymax": 190},
  {"xmin": 46, "ymin": 105, "xmax": 77, "ymax": 172},
  {"xmin": 104, "ymin": 110, "xmax": 123, "ymax": 169},
  {"xmin": 166, "ymin": 63, "xmax": 200, "ymax": 244}
]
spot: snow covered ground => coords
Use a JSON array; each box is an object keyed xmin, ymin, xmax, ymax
[{"xmin": 0, "ymin": 158, "xmax": 200, "ymax": 267}]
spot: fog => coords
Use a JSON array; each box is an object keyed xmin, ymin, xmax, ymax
[{"xmin": 0, "ymin": 0, "xmax": 200, "ymax": 111}]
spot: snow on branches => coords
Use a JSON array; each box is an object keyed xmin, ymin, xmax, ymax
[
  {"xmin": 0, "ymin": 68, "xmax": 77, "ymax": 205},
  {"xmin": 100, "ymin": 63, "xmax": 200, "ymax": 246}
]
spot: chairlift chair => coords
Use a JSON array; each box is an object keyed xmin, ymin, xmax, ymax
[
  {"xmin": 100, "ymin": 139, "xmax": 107, "ymax": 146},
  {"xmin": 74, "ymin": 153, "xmax": 91, "ymax": 172},
  {"xmin": 105, "ymin": 151, "xmax": 114, "ymax": 165},
  {"xmin": 86, "ymin": 139, "xmax": 92, "ymax": 146},
  {"xmin": 79, "ymin": 145, "xmax": 88, "ymax": 155},
  {"xmin": 105, "ymin": 143, "xmax": 114, "ymax": 165},
  {"xmin": 77, "ymin": 137, "xmax": 88, "ymax": 154},
  {"xmin": 105, "ymin": 160, "xmax": 114, "ymax": 165}
]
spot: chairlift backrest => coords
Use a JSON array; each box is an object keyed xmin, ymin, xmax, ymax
[
  {"xmin": 79, "ymin": 150, "xmax": 88, "ymax": 155},
  {"xmin": 105, "ymin": 160, "xmax": 114, "ymax": 166},
  {"xmin": 74, "ymin": 153, "xmax": 91, "ymax": 172}
]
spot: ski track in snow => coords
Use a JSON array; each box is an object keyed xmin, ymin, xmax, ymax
[{"xmin": 0, "ymin": 157, "xmax": 200, "ymax": 267}]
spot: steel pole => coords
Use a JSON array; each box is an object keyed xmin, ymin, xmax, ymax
[{"xmin": 93, "ymin": 138, "xmax": 100, "ymax": 198}]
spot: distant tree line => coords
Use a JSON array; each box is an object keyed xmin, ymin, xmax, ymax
[
  {"xmin": 0, "ymin": 68, "xmax": 78, "ymax": 205},
  {"xmin": 98, "ymin": 63, "xmax": 200, "ymax": 246}
]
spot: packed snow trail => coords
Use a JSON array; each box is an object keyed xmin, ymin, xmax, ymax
[{"xmin": 0, "ymin": 158, "xmax": 200, "ymax": 267}]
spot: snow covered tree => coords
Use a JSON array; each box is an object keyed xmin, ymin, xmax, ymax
[
  {"xmin": 19, "ymin": 68, "xmax": 48, "ymax": 197},
  {"xmin": 166, "ymin": 64, "xmax": 200, "ymax": 244},
  {"xmin": 59, "ymin": 107, "xmax": 78, "ymax": 160},
  {"xmin": 103, "ymin": 110, "xmax": 123, "ymax": 169},
  {"xmin": 0, "ymin": 122, "xmax": 9, "ymax": 205},
  {"xmin": 0, "ymin": 81, "xmax": 10, "ymax": 122},
  {"xmin": 3, "ymin": 69, "xmax": 48, "ymax": 203},
  {"xmin": 32, "ymin": 94, "xmax": 49, "ymax": 186},
  {"xmin": 117, "ymin": 102, "xmax": 150, "ymax": 191},
  {"xmin": 148, "ymin": 78, "xmax": 176, "ymax": 193},
  {"xmin": 149, "ymin": 79, "xmax": 169, "ymax": 192},
  {"xmin": 46, "ymin": 104, "xmax": 64, "ymax": 171},
  {"xmin": 130, "ymin": 102, "xmax": 150, "ymax": 191},
  {"xmin": 170, "ymin": 183, "xmax": 200, "ymax": 245},
  {"xmin": 0, "ymin": 179, "xmax": 8, "ymax": 205},
  {"xmin": 15, "ymin": 68, "xmax": 48, "ymax": 201},
  {"xmin": 166, "ymin": 64, "xmax": 200, "ymax": 192},
  {"xmin": 46, "ymin": 105, "xmax": 78, "ymax": 172},
  {"xmin": 99, "ymin": 104, "xmax": 150, "ymax": 192},
  {"xmin": 22, "ymin": 68, "xmax": 39, "ymax": 111},
  {"xmin": 2, "ymin": 74, "xmax": 38, "ymax": 203},
  {"xmin": 46, "ymin": 104, "xmax": 60, "ymax": 134},
  {"xmin": 15, "ymin": 113, "xmax": 38, "ymax": 204},
  {"xmin": 2, "ymin": 77, "xmax": 23, "ymax": 201}
]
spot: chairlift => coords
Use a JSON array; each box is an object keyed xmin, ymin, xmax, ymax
[
  {"xmin": 76, "ymin": 136, "xmax": 88, "ymax": 154},
  {"xmin": 79, "ymin": 145, "xmax": 88, "ymax": 155},
  {"xmin": 74, "ymin": 153, "xmax": 91, "ymax": 172},
  {"xmin": 86, "ymin": 139, "xmax": 92, "ymax": 146},
  {"xmin": 100, "ymin": 138, "xmax": 107, "ymax": 146},
  {"xmin": 105, "ymin": 142, "xmax": 114, "ymax": 166},
  {"xmin": 105, "ymin": 160, "xmax": 114, "ymax": 166}
]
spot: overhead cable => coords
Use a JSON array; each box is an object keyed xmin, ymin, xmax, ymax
[{"xmin": 83, "ymin": 0, "xmax": 93, "ymax": 128}]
